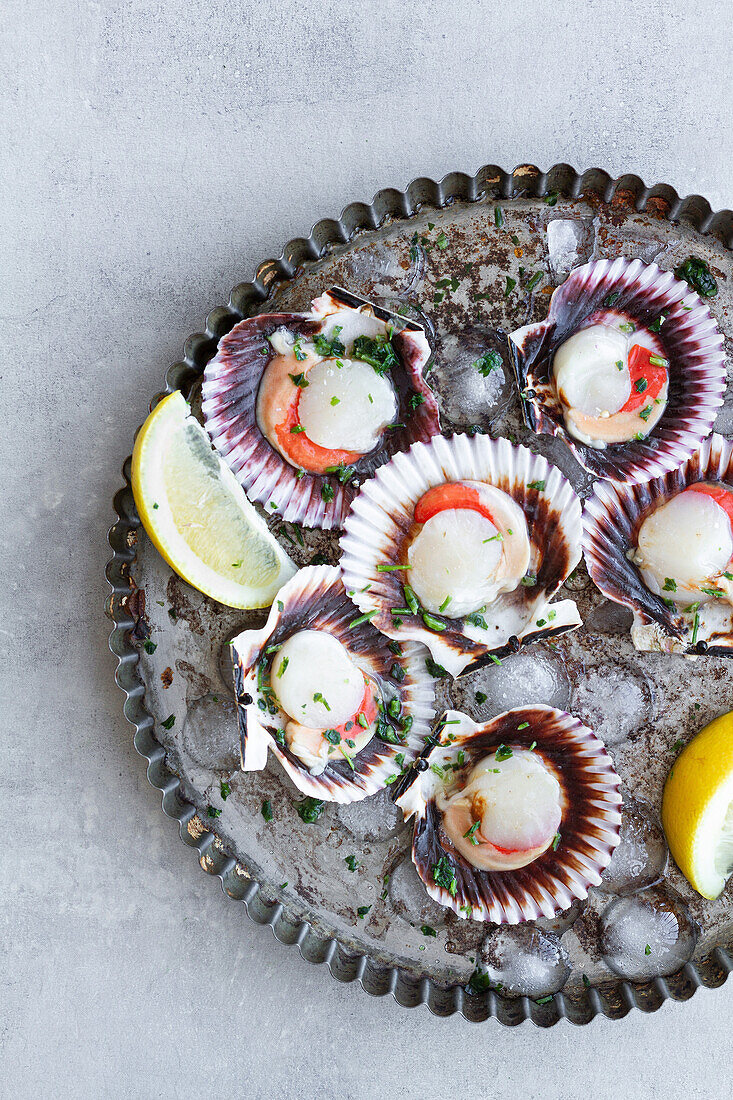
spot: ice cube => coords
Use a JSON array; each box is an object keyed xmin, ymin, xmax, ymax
[
  {"xmin": 335, "ymin": 786, "xmax": 407, "ymax": 843},
  {"xmin": 472, "ymin": 647, "xmax": 571, "ymax": 714},
  {"xmin": 428, "ymin": 331, "xmax": 513, "ymax": 431},
  {"xmin": 571, "ymin": 663, "xmax": 653, "ymax": 744},
  {"xmin": 388, "ymin": 854, "xmax": 448, "ymax": 927},
  {"xmin": 585, "ymin": 599, "xmax": 635, "ymax": 636},
  {"xmin": 599, "ymin": 884, "xmax": 698, "ymax": 981},
  {"xmin": 478, "ymin": 924, "xmax": 571, "ymax": 998},
  {"xmin": 602, "ymin": 798, "xmax": 667, "ymax": 895},
  {"xmin": 546, "ymin": 219, "xmax": 584, "ymax": 277},
  {"xmin": 181, "ymin": 694, "xmax": 241, "ymax": 771}
]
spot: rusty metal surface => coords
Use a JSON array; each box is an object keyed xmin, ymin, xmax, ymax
[{"xmin": 106, "ymin": 164, "xmax": 733, "ymax": 1025}]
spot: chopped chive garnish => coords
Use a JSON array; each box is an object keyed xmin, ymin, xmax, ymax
[
  {"xmin": 504, "ymin": 276, "xmax": 517, "ymax": 296},
  {"xmin": 261, "ymin": 799, "xmax": 273, "ymax": 822},
  {"xmin": 439, "ymin": 595, "xmax": 451, "ymax": 612},
  {"xmin": 495, "ymin": 744, "xmax": 513, "ymax": 761},
  {"xmin": 494, "ymin": 206, "xmax": 504, "ymax": 228},
  {"xmin": 616, "ymin": 360, "xmax": 624, "ymax": 370},
  {"xmin": 288, "ymin": 372, "xmax": 309, "ymax": 387},
  {"xmin": 349, "ymin": 610, "xmax": 377, "ymax": 628},
  {"xmin": 639, "ymin": 405, "xmax": 653, "ymax": 421},
  {"xmin": 648, "ymin": 355, "xmax": 668, "ymax": 367},
  {"xmin": 544, "ymin": 191, "xmax": 559, "ymax": 206},
  {"xmin": 634, "ymin": 377, "xmax": 648, "ymax": 392},
  {"xmin": 526, "ymin": 271, "xmax": 544, "ymax": 292},
  {"xmin": 432, "ymin": 855, "xmax": 457, "ymax": 896},
  {"xmin": 618, "ymin": 322, "xmax": 636, "ymax": 333},
  {"xmin": 422, "ymin": 612, "xmax": 447, "ymax": 631},
  {"xmin": 403, "ymin": 584, "xmax": 420, "ymax": 614},
  {"xmin": 357, "ymin": 905, "xmax": 371, "ymax": 918},
  {"xmin": 376, "ymin": 563, "xmax": 411, "ymax": 571},
  {"xmin": 463, "ymin": 821, "xmax": 481, "ymax": 844},
  {"xmin": 527, "ymin": 479, "xmax": 546, "ymax": 491},
  {"xmin": 662, "ymin": 577, "xmax": 677, "ymax": 592},
  {"xmin": 475, "ymin": 691, "xmax": 487, "ymax": 705},
  {"xmin": 517, "ymin": 721, "xmax": 530, "ymax": 730},
  {"xmin": 552, "ymin": 832, "xmax": 562, "ymax": 851},
  {"xmin": 321, "ymin": 482, "xmax": 334, "ymax": 503},
  {"xmin": 143, "ymin": 640, "xmax": 157, "ymax": 654}
]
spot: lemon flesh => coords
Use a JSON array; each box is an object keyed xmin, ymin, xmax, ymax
[
  {"xmin": 661, "ymin": 711, "xmax": 733, "ymax": 900},
  {"xmin": 131, "ymin": 391, "xmax": 296, "ymax": 608}
]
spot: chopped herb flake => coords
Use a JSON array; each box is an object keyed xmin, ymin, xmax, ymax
[{"xmin": 432, "ymin": 855, "xmax": 457, "ymax": 896}]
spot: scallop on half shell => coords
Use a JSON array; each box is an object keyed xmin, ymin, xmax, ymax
[
  {"xmin": 202, "ymin": 287, "xmax": 440, "ymax": 530},
  {"xmin": 509, "ymin": 258, "xmax": 725, "ymax": 483},
  {"xmin": 583, "ymin": 433, "xmax": 733, "ymax": 655},
  {"xmin": 230, "ymin": 565, "xmax": 437, "ymax": 802},
  {"xmin": 395, "ymin": 707, "xmax": 622, "ymax": 924},
  {"xmin": 339, "ymin": 433, "xmax": 583, "ymax": 678}
]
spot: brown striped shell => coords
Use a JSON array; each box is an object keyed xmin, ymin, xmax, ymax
[
  {"xmin": 583, "ymin": 432, "xmax": 733, "ymax": 655},
  {"xmin": 339, "ymin": 433, "xmax": 583, "ymax": 677},
  {"xmin": 202, "ymin": 288, "xmax": 440, "ymax": 530},
  {"xmin": 395, "ymin": 707, "xmax": 622, "ymax": 923},
  {"xmin": 509, "ymin": 258, "xmax": 725, "ymax": 483},
  {"xmin": 230, "ymin": 565, "xmax": 437, "ymax": 802}
]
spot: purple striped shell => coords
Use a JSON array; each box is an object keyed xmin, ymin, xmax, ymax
[
  {"xmin": 339, "ymin": 433, "xmax": 583, "ymax": 678},
  {"xmin": 395, "ymin": 707, "xmax": 622, "ymax": 924},
  {"xmin": 583, "ymin": 433, "xmax": 733, "ymax": 655},
  {"xmin": 202, "ymin": 288, "xmax": 439, "ymax": 530},
  {"xmin": 509, "ymin": 258, "xmax": 725, "ymax": 483},
  {"xmin": 230, "ymin": 565, "xmax": 436, "ymax": 802}
]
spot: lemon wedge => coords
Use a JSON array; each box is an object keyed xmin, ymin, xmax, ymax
[
  {"xmin": 661, "ymin": 711, "xmax": 733, "ymax": 900},
  {"xmin": 131, "ymin": 391, "xmax": 296, "ymax": 608}
]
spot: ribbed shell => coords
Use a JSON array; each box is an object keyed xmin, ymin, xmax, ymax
[
  {"xmin": 509, "ymin": 258, "xmax": 725, "ymax": 483},
  {"xmin": 201, "ymin": 289, "xmax": 440, "ymax": 530},
  {"xmin": 339, "ymin": 433, "xmax": 582, "ymax": 677},
  {"xmin": 230, "ymin": 565, "xmax": 436, "ymax": 802},
  {"xmin": 583, "ymin": 432, "xmax": 733, "ymax": 654},
  {"xmin": 395, "ymin": 707, "xmax": 622, "ymax": 924}
]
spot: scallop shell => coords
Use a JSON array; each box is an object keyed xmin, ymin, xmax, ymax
[
  {"xmin": 395, "ymin": 707, "xmax": 622, "ymax": 924},
  {"xmin": 339, "ymin": 433, "xmax": 583, "ymax": 678},
  {"xmin": 509, "ymin": 258, "xmax": 725, "ymax": 483},
  {"xmin": 583, "ymin": 432, "xmax": 733, "ymax": 655},
  {"xmin": 202, "ymin": 287, "xmax": 440, "ymax": 530},
  {"xmin": 230, "ymin": 565, "xmax": 437, "ymax": 802}
]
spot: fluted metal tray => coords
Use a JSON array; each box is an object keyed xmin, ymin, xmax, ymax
[{"xmin": 106, "ymin": 163, "xmax": 733, "ymax": 1025}]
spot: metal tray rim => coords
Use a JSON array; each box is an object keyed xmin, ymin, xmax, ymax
[{"xmin": 105, "ymin": 161, "xmax": 733, "ymax": 1026}]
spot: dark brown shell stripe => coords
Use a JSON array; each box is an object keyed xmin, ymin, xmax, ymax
[
  {"xmin": 201, "ymin": 298, "xmax": 440, "ymax": 530},
  {"xmin": 402, "ymin": 707, "xmax": 622, "ymax": 924},
  {"xmin": 511, "ymin": 258, "xmax": 725, "ymax": 482},
  {"xmin": 583, "ymin": 432, "xmax": 733, "ymax": 652},
  {"xmin": 340, "ymin": 433, "xmax": 582, "ymax": 675},
  {"xmin": 231, "ymin": 565, "xmax": 435, "ymax": 800},
  {"xmin": 106, "ymin": 163, "xmax": 733, "ymax": 1025}
]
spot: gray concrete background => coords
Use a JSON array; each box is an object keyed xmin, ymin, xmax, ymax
[{"xmin": 3, "ymin": 1, "xmax": 733, "ymax": 1096}]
